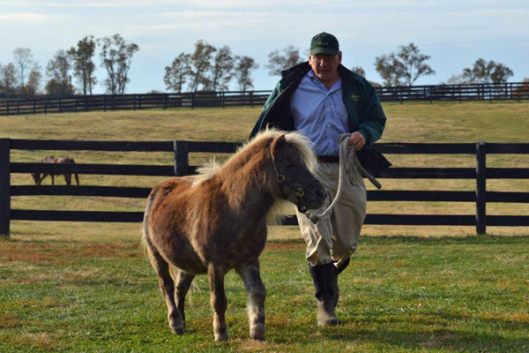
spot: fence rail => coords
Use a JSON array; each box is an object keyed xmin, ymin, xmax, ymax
[
  {"xmin": 1, "ymin": 82, "xmax": 528, "ymax": 116},
  {"xmin": 1, "ymin": 139, "xmax": 528, "ymax": 238}
]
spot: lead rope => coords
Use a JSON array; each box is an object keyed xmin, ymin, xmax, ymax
[{"xmin": 305, "ymin": 133, "xmax": 382, "ymax": 224}]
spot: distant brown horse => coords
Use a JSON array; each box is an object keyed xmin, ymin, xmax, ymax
[
  {"xmin": 142, "ymin": 129, "xmax": 326, "ymax": 341},
  {"xmin": 31, "ymin": 156, "xmax": 80, "ymax": 186}
]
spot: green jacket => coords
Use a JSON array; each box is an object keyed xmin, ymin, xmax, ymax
[{"xmin": 250, "ymin": 62, "xmax": 386, "ymax": 146}]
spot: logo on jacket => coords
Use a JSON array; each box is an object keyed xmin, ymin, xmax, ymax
[{"xmin": 351, "ymin": 94, "xmax": 361, "ymax": 101}]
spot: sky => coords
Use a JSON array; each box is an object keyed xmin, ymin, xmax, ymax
[{"xmin": 1, "ymin": 0, "xmax": 528, "ymax": 94}]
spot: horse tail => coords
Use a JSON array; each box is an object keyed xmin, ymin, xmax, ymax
[
  {"xmin": 141, "ymin": 186, "xmax": 181, "ymax": 283},
  {"xmin": 141, "ymin": 187, "xmax": 159, "ymax": 270}
]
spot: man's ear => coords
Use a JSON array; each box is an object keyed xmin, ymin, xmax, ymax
[{"xmin": 270, "ymin": 134, "xmax": 287, "ymax": 158}]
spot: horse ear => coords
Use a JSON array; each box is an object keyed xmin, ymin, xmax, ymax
[{"xmin": 270, "ymin": 134, "xmax": 287, "ymax": 156}]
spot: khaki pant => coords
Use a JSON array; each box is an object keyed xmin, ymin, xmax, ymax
[{"xmin": 296, "ymin": 161, "xmax": 367, "ymax": 267}]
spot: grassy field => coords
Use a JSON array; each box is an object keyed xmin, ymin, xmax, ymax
[
  {"xmin": 0, "ymin": 102, "xmax": 528, "ymax": 352},
  {"xmin": 1, "ymin": 101, "xmax": 528, "ymax": 238},
  {"xmin": 1, "ymin": 236, "xmax": 528, "ymax": 352}
]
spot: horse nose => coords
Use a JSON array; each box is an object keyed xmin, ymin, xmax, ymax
[{"xmin": 315, "ymin": 188, "xmax": 326, "ymax": 199}]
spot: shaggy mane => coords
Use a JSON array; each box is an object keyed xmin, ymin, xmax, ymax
[
  {"xmin": 191, "ymin": 129, "xmax": 317, "ymax": 224},
  {"xmin": 192, "ymin": 129, "xmax": 316, "ymax": 188}
]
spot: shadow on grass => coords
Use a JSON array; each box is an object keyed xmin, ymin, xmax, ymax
[
  {"xmin": 267, "ymin": 234, "xmax": 529, "ymax": 246},
  {"xmin": 357, "ymin": 234, "xmax": 529, "ymax": 245},
  {"xmin": 265, "ymin": 312, "xmax": 529, "ymax": 351},
  {"xmin": 326, "ymin": 326, "xmax": 529, "ymax": 352}
]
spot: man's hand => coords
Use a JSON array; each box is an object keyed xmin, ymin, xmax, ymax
[{"xmin": 348, "ymin": 132, "xmax": 365, "ymax": 151}]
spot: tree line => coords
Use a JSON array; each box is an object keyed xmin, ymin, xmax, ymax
[
  {"xmin": 0, "ymin": 38, "xmax": 522, "ymax": 99},
  {"xmin": 163, "ymin": 40, "xmax": 258, "ymax": 93},
  {"xmin": 266, "ymin": 43, "xmax": 517, "ymax": 87},
  {"xmin": 0, "ymin": 34, "xmax": 139, "ymax": 98}
]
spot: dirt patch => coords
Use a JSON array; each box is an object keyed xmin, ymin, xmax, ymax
[{"xmin": 0, "ymin": 242, "xmax": 141, "ymax": 264}]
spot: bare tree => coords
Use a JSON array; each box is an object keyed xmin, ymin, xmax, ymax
[
  {"xmin": 189, "ymin": 40, "xmax": 216, "ymax": 92},
  {"xmin": 443, "ymin": 74, "xmax": 467, "ymax": 85},
  {"xmin": 46, "ymin": 49, "xmax": 72, "ymax": 96},
  {"xmin": 210, "ymin": 46, "xmax": 235, "ymax": 91},
  {"xmin": 0, "ymin": 63, "xmax": 18, "ymax": 97},
  {"xmin": 398, "ymin": 43, "xmax": 435, "ymax": 85},
  {"xmin": 164, "ymin": 53, "xmax": 192, "ymax": 93},
  {"xmin": 266, "ymin": 45, "xmax": 304, "ymax": 76},
  {"xmin": 26, "ymin": 65, "xmax": 43, "ymax": 97},
  {"xmin": 375, "ymin": 53, "xmax": 407, "ymax": 86},
  {"xmin": 375, "ymin": 43, "xmax": 435, "ymax": 86},
  {"xmin": 234, "ymin": 56, "xmax": 259, "ymax": 92},
  {"xmin": 13, "ymin": 47, "xmax": 35, "ymax": 93},
  {"xmin": 68, "ymin": 36, "xmax": 98, "ymax": 95},
  {"xmin": 98, "ymin": 34, "xmax": 140, "ymax": 95}
]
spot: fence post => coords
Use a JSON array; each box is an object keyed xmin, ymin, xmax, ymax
[
  {"xmin": 0, "ymin": 139, "xmax": 11, "ymax": 239},
  {"xmin": 174, "ymin": 141, "xmax": 189, "ymax": 176},
  {"xmin": 476, "ymin": 141, "xmax": 486, "ymax": 235}
]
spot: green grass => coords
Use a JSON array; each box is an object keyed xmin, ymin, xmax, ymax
[
  {"xmin": 1, "ymin": 236, "xmax": 527, "ymax": 352},
  {"xmin": 1, "ymin": 103, "xmax": 528, "ymax": 351}
]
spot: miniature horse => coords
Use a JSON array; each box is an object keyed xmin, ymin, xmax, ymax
[
  {"xmin": 31, "ymin": 156, "xmax": 80, "ymax": 186},
  {"xmin": 142, "ymin": 130, "xmax": 326, "ymax": 341}
]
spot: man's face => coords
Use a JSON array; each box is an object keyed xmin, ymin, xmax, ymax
[{"xmin": 308, "ymin": 52, "xmax": 342, "ymax": 83}]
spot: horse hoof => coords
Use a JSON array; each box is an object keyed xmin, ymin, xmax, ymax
[
  {"xmin": 250, "ymin": 324, "xmax": 265, "ymax": 341},
  {"xmin": 215, "ymin": 332, "xmax": 229, "ymax": 342},
  {"xmin": 317, "ymin": 317, "xmax": 340, "ymax": 326},
  {"xmin": 251, "ymin": 334, "xmax": 265, "ymax": 342},
  {"xmin": 171, "ymin": 326, "xmax": 185, "ymax": 335}
]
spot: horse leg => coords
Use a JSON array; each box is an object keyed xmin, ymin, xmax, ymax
[
  {"xmin": 74, "ymin": 173, "xmax": 80, "ymax": 186},
  {"xmin": 39, "ymin": 174, "xmax": 48, "ymax": 185},
  {"xmin": 64, "ymin": 174, "xmax": 72, "ymax": 186},
  {"xmin": 146, "ymin": 241, "xmax": 185, "ymax": 334},
  {"xmin": 236, "ymin": 259, "xmax": 266, "ymax": 341},
  {"xmin": 51, "ymin": 175, "xmax": 55, "ymax": 185},
  {"xmin": 207, "ymin": 264, "xmax": 229, "ymax": 341},
  {"xmin": 175, "ymin": 270, "xmax": 195, "ymax": 331}
]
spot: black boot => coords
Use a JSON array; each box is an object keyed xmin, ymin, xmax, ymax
[
  {"xmin": 309, "ymin": 262, "xmax": 339, "ymax": 326},
  {"xmin": 331, "ymin": 257, "xmax": 350, "ymax": 309}
]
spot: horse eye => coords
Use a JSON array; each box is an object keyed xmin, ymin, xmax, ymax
[{"xmin": 285, "ymin": 162, "xmax": 293, "ymax": 167}]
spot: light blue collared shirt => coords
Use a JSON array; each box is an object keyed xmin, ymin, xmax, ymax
[{"xmin": 290, "ymin": 70, "xmax": 350, "ymax": 156}]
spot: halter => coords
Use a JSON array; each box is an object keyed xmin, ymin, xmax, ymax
[{"xmin": 269, "ymin": 147, "xmax": 320, "ymax": 205}]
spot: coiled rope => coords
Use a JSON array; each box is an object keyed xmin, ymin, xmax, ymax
[{"xmin": 305, "ymin": 133, "xmax": 382, "ymax": 224}]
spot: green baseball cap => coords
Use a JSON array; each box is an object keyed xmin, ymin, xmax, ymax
[{"xmin": 310, "ymin": 32, "xmax": 339, "ymax": 56}]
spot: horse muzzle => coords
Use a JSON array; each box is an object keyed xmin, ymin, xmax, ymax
[{"xmin": 295, "ymin": 180, "xmax": 326, "ymax": 214}]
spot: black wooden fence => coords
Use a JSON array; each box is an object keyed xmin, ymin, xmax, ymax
[
  {"xmin": 1, "ymin": 82, "xmax": 528, "ymax": 116},
  {"xmin": 0, "ymin": 91, "xmax": 271, "ymax": 116},
  {"xmin": 1, "ymin": 139, "xmax": 528, "ymax": 239}
]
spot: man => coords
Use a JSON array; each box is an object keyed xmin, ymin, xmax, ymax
[{"xmin": 250, "ymin": 32, "xmax": 387, "ymax": 325}]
